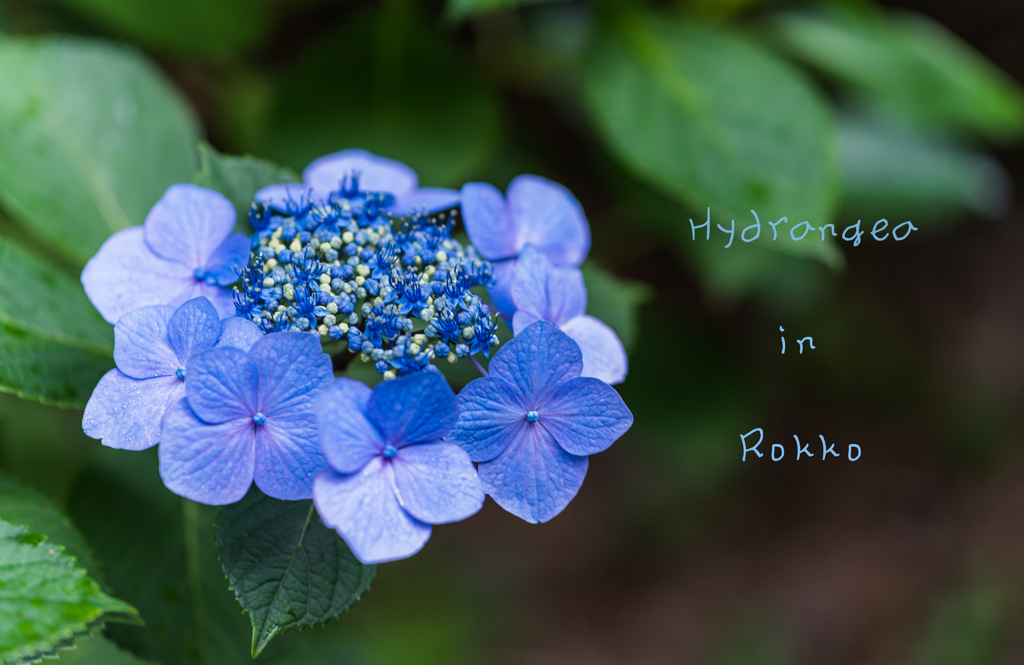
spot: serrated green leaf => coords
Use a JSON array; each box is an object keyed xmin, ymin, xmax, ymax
[
  {"xmin": 0, "ymin": 519, "xmax": 137, "ymax": 665},
  {"xmin": 0, "ymin": 36, "xmax": 199, "ymax": 266},
  {"xmin": 215, "ymin": 488, "xmax": 376, "ymax": 657},
  {"xmin": 192, "ymin": 142, "xmax": 300, "ymax": 234},
  {"xmin": 580, "ymin": 262, "xmax": 650, "ymax": 353}
]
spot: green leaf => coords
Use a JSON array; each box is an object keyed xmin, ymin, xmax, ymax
[
  {"xmin": 444, "ymin": 0, "xmax": 554, "ymax": 23},
  {"xmin": 0, "ymin": 472, "xmax": 100, "ymax": 581},
  {"xmin": 580, "ymin": 262, "xmax": 650, "ymax": 353},
  {"xmin": 0, "ymin": 519, "xmax": 137, "ymax": 665},
  {"xmin": 0, "ymin": 325, "xmax": 112, "ymax": 408},
  {"xmin": 266, "ymin": 5, "xmax": 501, "ymax": 186},
  {"xmin": 0, "ymin": 36, "xmax": 199, "ymax": 266},
  {"xmin": 215, "ymin": 488, "xmax": 376, "ymax": 657},
  {"xmin": 770, "ymin": 6, "xmax": 1024, "ymax": 140},
  {"xmin": 192, "ymin": 142, "xmax": 300, "ymax": 233}
]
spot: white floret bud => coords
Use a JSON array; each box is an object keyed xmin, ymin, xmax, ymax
[
  {"xmin": 436, "ymin": 251, "xmax": 448, "ymax": 262},
  {"xmin": 290, "ymin": 238, "xmax": 302, "ymax": 253},
  {"xmin": 462, "ymin": 326, "xmax": 475, "ymax": 339},
  {"xmin": 383, "ymin": 370, "xmax": 397, "ymax": 380},
  {"xmin": 326, "ymin": 302, "xmax": 339, "ymax": 314},
  {"xmin": 323, "ymin": 314, "xmax": 336, "ymax": 326},
  {"xmin": 412, "ymin": 334, "xmax": 426, "ymax": 346},
  {"xmin": 283, "ymin": 284, "xmax": 295, "ymax": 301},
  {"xmin": 360, "ymin": 353, "xmax": 370, "ymax": 363},
  {"xmin": 356, "ymin": 265, "xmax": 370, "ymax": 278},
  {"xmin": 342, "ymin": 232, "xmax": 354, "ymax": 243},
  {"xmin": 339, "ymin": 323, "xmax": 349, "ymax": 334},
  {"xmin": 319, "ymin": 242, "xmax": 331, "ymax": 254},
  {"xmin": 447, "ymin": 352, "xmax": 458, "ymax": 365},
  {"xmin": 262, "ymin": 277, "xmax": 275, "ymax": 288},
  {"xmin": 264, "ymin": 258, "xmax": 278, "ymax": 270},
  {"xmin": 317, "ymin": 325, "xmax": 328, "ymax": 336},
  {"xmin": 410, "ymin": 344, "xmax": 421, "ymax": 355},
  {"xmin": 320, "ymin": 273, "xmax": 331, "ymax": 284},
  {"xmin": 355, "ymin": 275, "xmax": 365, "ymax": 286}
]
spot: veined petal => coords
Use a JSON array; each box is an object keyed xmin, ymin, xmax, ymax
[
  {"xmin": 83, "ymin": 370, "xmax": 183, "ymax": 451},
  {"xmin": 113, "ymin": 304, "xmax": 176, "ymax": 379},
  {"xmin": 81, "ymin": 226, "xmax": 196, "ymax": 324},
  {"xmin": 560, "ymin": 316, "xmax": 628, "ymax": 385},
  {"xmin": 167, "ymin": 297, "xmax": 221, "ymax": 367},
  {"xmin": 507, "ymin": 175, "xmax": 590, "ymax": 266},
  {"xmin": 392, "ymin": 443, "xmax": 484, "ymax": 524},
  {"xmin": 461, "ymin": 182, "xmax": 517, "ymax": 261},
  {"xmin": 391, "ymin": 187, "xmax": 460, "ymax": 216},
  {"xmin": 253, "ymin": 411, "xmax": 326, "ymax": 500},
  {"xmin": 304, "ymin": 150, "xmax": 417, "ymax": 200},
  {"xmin": 249, "ymin": 332, "xmax": 332, "ymax": 415},
  {"xmin": 144, "ymin": 183, "xmax": 236, "ymax": 268},
  {"xmin": 487, "ymin": 321, "xmax": 582, "ymax": 407},
  {"xmin": 486, "ymin": 258, "xmax": 517, "ymax": 317},
  {"xmin": 446, "ymin": 376, "xmax": 526, "ymax": 462},
  {"xmin": 159, "ymin": 398, "xmax": 255, "ymax": 505},
  {"xmin": 540, "ymin": 376, "xmax": 633, "ymax": 456},
  {"xmin": 217, "ymin": 316, "xmax": 263, "ymax": 352},
  {"xmin": 194, "ymin": 282, "xmax": 237, "ymax": 319},
  {"xmin": 366, "ymin": 372, "xmax": 458, "ymax": 448},
  {"xmin": 316, "ymin": 378, "xmax": 383, "ymax": 474},
  {"xmin": 510, "ymin": 244, "xmax": 585, "ymax": 330},
  {"xmin": 313, "ymin": 462, "xmax": 432, "ymax": 565},
  {"xmin": 203, "ymin": 234, "xmax": 250, "ymax": 285},
  {"xmin": 478, "ymin": 422, "xmax": 588, "ymax": 524},
  {"xmin": 186, "ymin": 346, "xmax": 258, "ymax": 423}
]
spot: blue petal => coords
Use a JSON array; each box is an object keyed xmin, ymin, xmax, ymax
[
  {"xmin": 254, "ymin": 411, "xmax": 326, "ymax": 500},
  {"xmin": 167, "ymin": 297, "xmax": 221, "ymax": 368},
  {"xmin": 144, "ymin": 184, "xmax": 236, "ymax": 268},
  {"xmin": 391, "ymin": 187, "xmax": 460, "ymax": 216},
  {"xmin": 249, "ymin": 332, "xmax": 332, "ymax": 415},
  {"xmin": 193, "ymin": 282, "xmax": 237, "ymax": 319},
  {"xmin": 510, "ymin": 244, "xmax": 586, "ymax": 331},
  {"xmin": 507, "ymin": 175, "xmax": 590, "ymax": 266},
  {"xmin": 113, "ymin": 304, "xmax": 177, "ymax": 379},
  {"xmin": 485, "ymin": 258, "xmax": 516, "ymax": 317},
  {"xmin": 186, "ymin": 346, "xmax": 258, "ymax": 423},
  {"xmin": 303, "ymin": 150, "xmax": 417, "ymax": 200},
  {"xmin": 316, "ymin": 378, "xmax": 383, "ymax": 474},
  {"xmin": 83, "ymin": 370, "xmax": 183, "ymax": 451},
  {"xmin": 159, "ymin": 398, "xmax": 255, "ymax": 505},
  {"xmin": 255, "ymin": 183, "xmax": 321, "ymax": 207},
  {"xmin": 487, "ymin": 321, "xmax": 582, "ymax": 408},
  {"xmin": 478, "ymin": 420, "xmax": 588, "ymax": 524},
  {"xmin": 460, "ymin": 182, "xmax": 517, "ymax": 261},
  {"xmin": 540, "ymin": 376, "xmax": 633, "ymax": 456},
  {"xmin": 560, "ymin": 315, "xmax": 628, "ymax": 385},
  {"xmin": 392, "ymin": 443, "xmax": 484, "ymax": 524},
  {"xmin": 81, "ymin": 226, "xmax": 196, "ymax": 324},
  {"xmin": 313, "ymin": 461, "xmax": 432, "ymax": 564},
  {"xmin": 366, "ymin": 372, "xmax": 458, "ymax": 448},
  {"xmin": 446, "ymin": 376, "xmax": 526, "ymax": 462},
  {"xmin": 217, "ymin": 316, "xmax": 263, "ymax": 352},
  {"xmin": 203, "ymin": 234, "xmax": 250, "ymax": 285}
]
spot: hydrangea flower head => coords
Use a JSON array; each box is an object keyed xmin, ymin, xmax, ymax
[
  {"xmin": 313, "ymin": 372, "xmax": 483, "ymax": 564},
  {"xmin": 447, "ymin": 321, "xmax": 632, "ymax": 523},
  {"xmin": 82, "ymin": 184, "xmax": 249, "ymax": 323},
  {"xmin": 82, "ymin": 297, "xmax": 262, "ymax": 451},
  {"xmin": 460, "ymin": 175, "xmax": 590, "ymax": 315},
  {"xmin": 512, "ymin": 244, "xmax": 627, "ymax": 384},
  {"xmin": 159, "ymin": 331, "xmax": 332, "ymax": 505}
]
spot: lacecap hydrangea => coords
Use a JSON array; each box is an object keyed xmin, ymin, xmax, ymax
[{"xmin": 80, "ymin": 148, "xmax": 633, "ymax": 565}]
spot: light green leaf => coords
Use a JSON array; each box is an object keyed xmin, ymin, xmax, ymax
[
  {"xmin": 0, "ymin": 36, "xmax": 199, "ymax": 266},
  {"xmin": 0, "ymin": 519, "xmax": 137, "ymax": 665},
  {"xmin": 215, "ymin": 488, "xmax": 375, "ymax": 657},
  {"xmin": 0, "ymin": 326, "xmax": 112, "ymax": 409},
  {"xmin": 580, "ymin": 262, "xmax": 650, "ymax": 352},
  {"xmin": 770, "ymin": 6, "xmax": 1024, "ymax": 140}
]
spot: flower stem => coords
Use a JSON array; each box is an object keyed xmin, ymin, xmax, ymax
[{"xmin": 470, "ymin": 355, "xmax": 488, "ymax": 377}]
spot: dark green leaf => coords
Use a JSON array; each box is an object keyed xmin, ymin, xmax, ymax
[
  {"xmin": 580, "ymin": 261, "xmax": 650, "ymax": 353},
  {"xmin": 192, "ymin": 142, "xmax": 300, "ymax": 234},
  {"xmin": 0, "ymin": 325, "xmax": 112, "ymax": 408},
  {"xmin": 444, "ymin": 0, "xmax": 554, "ymax": 23},
  {"xmin": 266, "ymin": 5, "xmax": 501, "ymax": 186},
  {"xmin": 770, "ymin": 6, "xmax": 1024, "ymax": 140},
  {"xmin": 0, "ymin": 36, "xmax": 199, "ymax": 266},
  {"xmin": 0, "ymin": 519, "xmax": 137, "ymax": 665},
  {"xmin": 216, "ymin": 488, "xmax": 376, "ymax": 657}
]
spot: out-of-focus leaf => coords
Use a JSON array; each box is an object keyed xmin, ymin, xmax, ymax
[
  {"xmin": 0, "ymin": 519, "xmax": 138, "ymax": 665},
  {"xmin": 444, "ymin": 0, "xmax": 554, "ymax": 23},
  {"xmin": 215, "ymin": 487, "xmax": 375, "ymax": 656},
  {"xmin": 0, "ymin": 37, "xmax": 199, "ymax": 266},
  {"xmin": 267, "ymin": 5, "xmax": 501, "ymax": 186},
  {"xmin": 580, "ymin": 261, "xmax": 650, "ymax": 352},
  {"xmin": 839, "ymin": 115, "xmax": 1009, "ymax": 224},
  {"xmin": 770, "ymin": 7, "xmax": 1024, "ymax": 141},
  {"xmin": 192, "ymin": 142, "xmax": 299, "ymax": 233},
  {"xmin": 0, "ymin": 326, "xmax": 112, "ymax": 409},
  {"xmin": 49, "ymin": 636, "xmax": 149, "ymax": 665},
  {"xmin": 915, "ymin": 579, "xmax": 1014, "ymax": 665}
]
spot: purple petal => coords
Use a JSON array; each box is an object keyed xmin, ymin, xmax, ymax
[
  {"xmin": 507, "ymin": 175, "xmax": 590, "ymax": 266},
  {"xmin": 194, "ymin": 282, "xmax": 237, "ymax": 319},
  {"xmin": 391, "ymin": 187, "xmax": 460, "ymax": 216},
  {"xmin": 253, "ymin": 412, "xmax": 326, "ymax": 500},
  {"xmin": 81, "ymin": 227, "xmax": 196, "ymax": 324},
  {"xmin": 144, "ymin": 184, "xmax": 236, "ymax": 268},
  {"xmin": 478, "ymin": 421, "xmax": 588, "ymax": 524},
  {"xmin": 83, "ymin": 370, "xmax": 183, "ymax": 451},
  {"xmin": 113, "ymin": 304, "xmax": 177, "ymax": 379},
  {"xmin": 511, "ymin": 244, "xmax": 586, "ymax": 331},
  {"xmin": 366, "ymin": 372, "xmax": 458, "ymax": 448},
  {"xmin": 186, "ymin": 346, "xmax": 258, "ymax": 423},
  {"xmin": 487, "ymin": 321, "xmax": 582, "ymax": 408},
  {"xmin": 392, "ymin": 443, "xmax": 484, "ymax": 524},
  {"xmin": 316, "ymin": 378, "xmax": 383, "ymax": 474},
  {"xmin": 460, "ymin": 182, "xmax": 517, "ymax": 261},
  {"xmin": 217, "ymin": 316, "xmax": 263, "ymax": 352},
  {"xmin": 313, "ymin": 461, "xmax": 432, "ymax": 564},
  {"xmin": 203, "ymin": 234, "xmax": 250, "ymax": 286},
  {"xmin": 486, "ymin": 258, "xmax": 517, "ymax": 317},
  {"xmin": 159, "ymin": 398, "xmax": 255, "ymax": 505},
  {"xmin": 303, "ymin": 150, "xmax": 418, "ymax": 200},
  {"xmin": 167, "ymin": 297, "xmax": 221, "ymax": 367},
  {"xmin": 560, "ymin": 316, "xmax": 628, "ymax": 385},
  {"xmin": 249, "ymin": 332, "xmax": 332, "ymax": 415},
  {"xmin": 446, "ymin": 376, "xmax": 526, "ymax": 462},
  {"xmin": 255, "ymin": 183, "xmax": 321, "ymax": 208},
  {"xmin": 540, "ymin": 376, "xmax": 633, "ymax": 456}
]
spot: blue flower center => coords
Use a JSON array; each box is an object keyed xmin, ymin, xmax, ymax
[
  {"xmin": 252, "ymin": 412, "xmax": 266, "ymax": 426},
  {"xmin": 193, "ymin": 267, "xmax": 207, "ymax": 281},
  {"xmin": 175, "ymin": 367, "xmax": 186, "ymax": 380},
  {"xmin": 526, "ymin": 410, "xmax": 539, "ymax": 423},
  {"xmin": 382, "ymin": 444, "xmax": 398, "ymax": 460}
]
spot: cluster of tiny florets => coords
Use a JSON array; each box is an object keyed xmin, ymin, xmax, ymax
[{"xmin": 233, "ymin": 176, "xmax": 498, "ymax": 378}]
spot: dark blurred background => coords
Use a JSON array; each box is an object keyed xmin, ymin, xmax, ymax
[{"xmin": 2, "ymin": 0, "xmax": 1024, "ymax": 663}]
